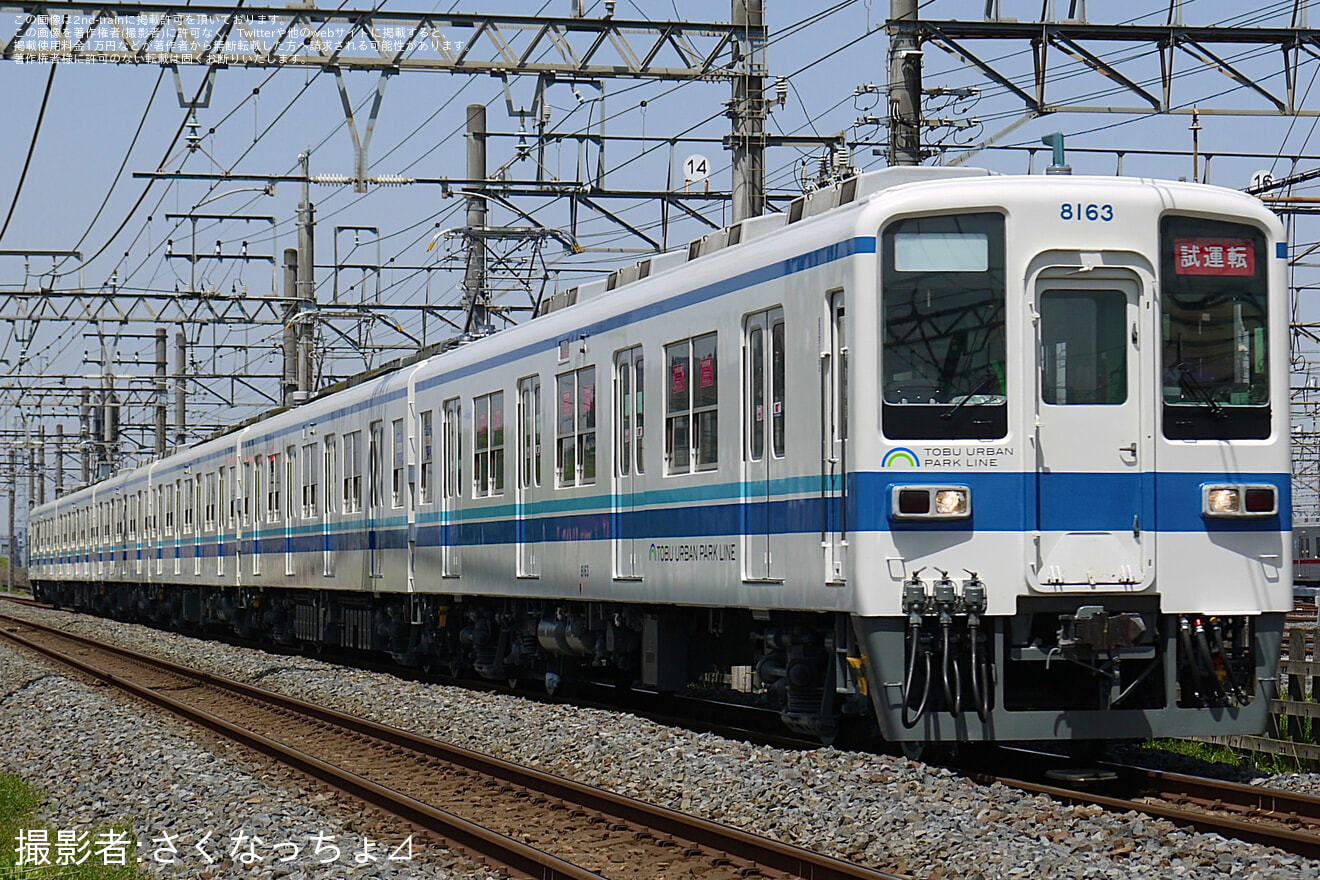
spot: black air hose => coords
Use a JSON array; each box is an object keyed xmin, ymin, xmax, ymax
[{"xmin": 901, "ymin": 622, "xmax": 932, "ymax": 728}]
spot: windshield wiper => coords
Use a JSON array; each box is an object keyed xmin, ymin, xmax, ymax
[
  {"xmin": 1174, "ymin": 364, "xmax": 1227, "ymax": 420},
  {"xmin": 941, "ymin": 373, "xmax": 993, "ymax": 422}
]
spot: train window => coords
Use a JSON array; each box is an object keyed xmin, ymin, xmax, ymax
[
  {"xmin": 286, "ymin": 447, "xmax": 297, "ymax": 521},
  {"xmin": 1040, "ymin": 290, "xmax": 1128, "ymax": 405},
  {"xmin": 666, "ymin": 333, "xmax": 718, "ymax": 474},
  {"xmin": 369, "ymin": 422, "xmax": 384, "ymax": 510},
  {"xmin": 392, "ymin": 419, "xmax": 405, "ymax": 508},
  {"xmin": 1160, "ymin": 215, "xmax": 1270, "ymax": 440},
  {"xmin": 218, "ymin": 470, "xmax": 227, "ymax": 530},
  {"xmin": 268, "ymin": 454, "xmax": 281, "ymax": 523},
  {"xmin": 517, "ymin": 378, "xmax": 541, "ymax": 489},
  {"xmin": 343, "ymin": 432, "xmax": 362, "ymax": 513},
  {"xmin": 323, "ymin": 435, "xmax": 337, "ymax": 515},
  {"xmin": 303, "ymin": 443, "xmax": 319, "ymax": 517},
  {"xmin": 206, "ymin": 473, "xmax": 217, "ymax": 530},
  {"xmin": 881, "ymin": 212, "xmax": 1007, "ymax": 440},
  {"xmin": 772, "ymin": 319, "xmax": 785, "ymax": 457},
  {"xmin": 557, "ymin": 368, "xmax": 597, "ymax": 487},
  {"xmin": 183, "ymin": 478, "xmax": 194, "ymax": 535},
  {"xmin": 749, "ymin": 326, "xmax": 765, "ymax": 460},
  {"xmin": 473, "ymin": 392, "xmax": 505, "ymax": 497},
  {"xmin": 443, "ymin": 399, "xmax": 462, "ymax": 500},
  {"xmin": 242, "ymin": 461, "xmax": 253, "ymax": 525},
  {"xmin": 419, "ymin": 411, "xmax": 435, "ymax": 504},
  {"xmin": 163, "ymin": 484, "xmax": 174, "ymax": 535},
  {"xmin": 615, "ymin": 350, "xmax": 643, "ymax": 477}
]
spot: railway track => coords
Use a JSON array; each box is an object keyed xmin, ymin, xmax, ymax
[
  {"xmin": 0, "ymin": 610, "xmax": 903, "ymax": 880},
  {"xmin": 5, "ymin": 596, "xmax": 1318, "ymax": 863},
  {"xmin": 971, "ymin": 748, "xmax": 1320, "ymax": 859}
]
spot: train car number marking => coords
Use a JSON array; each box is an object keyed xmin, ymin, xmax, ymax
[{"xmin": 1060, "ymin": 203, "xmax": 1113, "ymax": 222}]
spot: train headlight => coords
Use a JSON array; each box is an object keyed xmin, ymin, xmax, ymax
[
  {"xmin": 1206, "ymin": 488, "xmax": 1239, "ymax": 515},
  {"xmin": 935, "ymin": 489, "xmax": 969, "ymax": 516},
  {"xmin": 1202, "ymin": 484, "xmax": 1277, "ymax": 518},
  {"xmin": 891, "ymin": 486, "xmax": 971, "ymax": 520}
]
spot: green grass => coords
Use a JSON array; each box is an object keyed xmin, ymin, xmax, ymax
[
  {"xmin": 0, "ymin": 773, "xmax": 145, "ymax": 879},
  {"xmin": 1147, "ymin": 738, "xmax": 1314, "ymax": 774}
]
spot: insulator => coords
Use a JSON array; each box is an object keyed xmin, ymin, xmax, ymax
[
  {"xmin": 310, "ymin": 174, "xmax": 353, "ymax": 186},
  {"xmin": 775, "ymin": 77, "xmax": 788, "ymax": 107},
  {"xmin": 370, "ymin": 175, "xmax": 413, "ymax": 187}
]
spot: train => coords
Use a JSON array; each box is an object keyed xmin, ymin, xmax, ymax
[{"xmin": 28, "ymin": 164, "xmax": 1292, "ymax": 750}]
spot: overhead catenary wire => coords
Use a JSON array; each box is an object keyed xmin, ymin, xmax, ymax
[{"xmin": 0, "ymin": 64, "xmax": 58, "ymax": 247}]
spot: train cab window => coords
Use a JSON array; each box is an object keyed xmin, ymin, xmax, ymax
[
  {"xmin": 391, "ymin": 419, "xmax": 406, "ymax": 508},
  {"xmin": 419, "ymin": 412, "xmax": 435, "ymax": 504},
  {"xmin": 557, "ymin": 368, "xmax": 597, "ymax": 487},
  {"xmin": 303, "ymin": 443, "xmax": 319, "ymax": 517},
  {"xmin": 666, "ymin": 333, "xmax": 718, "ymax": 473},
  {"xmin": 474, "ymin": 392, "xmax": 505, "ymax": 497},
  {"xmin": 1040, "ymin": 290, "xmax": 1128, "ymax": 405},
  {"xmin": 881, "ymin": 212, "xmax": 1007, "ymax": 440},
  {"xmin": 343, "ymin": 432, "xmax": 362, "ymax": 513},
  {"xmin": 1160, "ymin": 216, "xmax": 1270, "ymax": 440}
]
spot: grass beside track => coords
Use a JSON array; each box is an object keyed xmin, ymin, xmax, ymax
[
  {"xmin": 1151, "ymin": 738, "xmax": 1313, "ymax": 774},
  {"xmin": 0, "ymin": 773, "xmax": 144, "ymax": 880}
]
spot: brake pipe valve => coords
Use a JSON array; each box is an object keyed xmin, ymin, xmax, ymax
[
  {"xmin": 933, "ymin": 568, "xmax": 957, "ymax": 615},
  {"xmin": 962, "ymin": 570, "xmax": 986, "ymax": 615},
  {"xmin": 902, "ymin": 568, "xmax": 929, "ymax": 621}
]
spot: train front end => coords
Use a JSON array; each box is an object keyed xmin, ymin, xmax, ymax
[{"xmin": 851, "ymin": 175, "xmax": 1291, "ymax": 744}]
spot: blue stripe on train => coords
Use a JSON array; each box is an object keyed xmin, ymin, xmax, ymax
[{"xmin": 83, "ymin": 470, "xmax": 1288, "ymax": 561}]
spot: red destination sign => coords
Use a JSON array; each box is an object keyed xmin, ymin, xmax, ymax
[{"xmin": 1174, "ymin": 238, "xmax": 1255, "ymax": 276}]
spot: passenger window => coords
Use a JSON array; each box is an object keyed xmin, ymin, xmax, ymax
[
  {"xmin": 557, "ymin": 368, "xmax": 597, "ymax": 486},
  {"xmin": 474, "ymin": 392, "xmax": 505, "ymax": 497},
  {"xmin": 666, "ymin": 332, "xmax": 718, "ymax": 473},
  {"xmin": 391, "ymin": 419, "xmax": 406, "ymax": 507},
  {"xmin": 419, "ymin": 412, "xmax": 435, "ymax": 504},
  {"xmin": 303, "ymin": 443, "xmax": 319, "ymax": 516}
]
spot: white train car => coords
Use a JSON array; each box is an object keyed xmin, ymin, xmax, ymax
[{"xmin": 30, "ymin": 165, "xmax": 1291, "ymax": 746}]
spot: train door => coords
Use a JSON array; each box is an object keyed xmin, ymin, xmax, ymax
[
  {"xmin": 285, "ymin": 446, "xmax": 297, "ymax": 576},
  {"xmin": 743, "ymin": 309, "xmax": 786, "ymax": 581},
  {"xmin": 442, "ymin": 398, "xmax": 462, "ymax": 576},
  {"xmin": 613, "ymin": 349, "xmax": 645, "ymax": 579},
  {"xmin": 252, "ymin": 458, "xmax": 263, "ymax": 576},
  {"xmin": 821, "ymin": 291, "xmax": 848, "ymax": 584},
  {"xmin": 323, "ymin": 435, "xmax": 336, "ymax": 578},
  {"xmin": 517, "ymin": 376, "xmax": 542, "ymax": 577},
  {"xmin": 368, "ymin": 420, "xmax": 384, "ymax": 581},
  {"xmin": 1031, "ymin": 271, "xmax": 1151, "ymax": 588}
]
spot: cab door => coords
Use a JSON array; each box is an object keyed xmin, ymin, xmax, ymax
[{"xmin": 1032, "ymin": 270, "xmax": 1152, "ymax": 589}]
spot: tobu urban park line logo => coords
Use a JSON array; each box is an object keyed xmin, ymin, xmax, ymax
[
  {"xmin": 881, "ymin": 447, "xmax": 921, "ymax": 468},
  {"xmin": 649, "ymin": 542, "xmax": 737, "ymax": 562}
]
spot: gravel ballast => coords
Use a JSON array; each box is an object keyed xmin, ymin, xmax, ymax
[{"xmin": 1, "ymin": 600, "xmax": 1317, "ymax": 880}]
